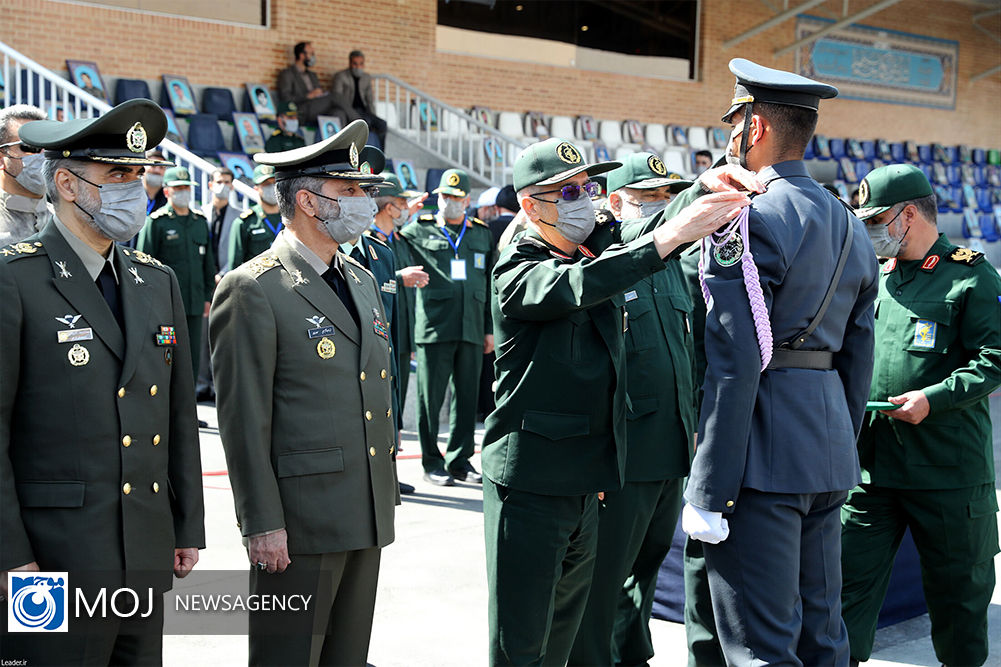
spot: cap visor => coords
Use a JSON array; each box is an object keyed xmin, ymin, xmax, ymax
[
  {"xmin": 165, "ymin": 179, "xmax": 196, "ymax": 186},
  {"xmin": 627, "ymin": 177, "xmax": 681, "ymax": 190},
  {"xmin": 90, "ymin": 155, "xmax": 174, "ymax": 167},
  {"xmin": 721, "ymin": 103, "xmax": 741, "ymax": 123},
  {"xmin": 853, "ymin": 204, "xmax": 890, "ymax": 220},
  {"xmin": 432, "ymin": 187, "xmax": 467, "ymax": 196},
  {"xmin": 536, "ymin": 161, "xmax": 622, "ymax": 187}
]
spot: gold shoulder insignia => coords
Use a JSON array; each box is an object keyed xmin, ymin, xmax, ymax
[
  {"xmin": 131, "ymin": 250, "xmax": 165, "ymax": 268},
  {"xmin": 272, "ymin": 129, "xmax": 282, "ymax": 136},
  {"xmin": 245, "ymin": 254, "xmax": 281, "ymax": 278},
  {"xmin": 240, "ymin": 208, "xmax": 256, "ymax": 219},
  {"xmin": 418, "ymin": 213, "xmax": 435, "ymax": 222},
  {"xmin": 2, "ymin": 241, "xmax": 46, "ymax": 260},
  {"xmin": 365, "ymin": 233, "xmax": 389, "ymax": 249},
  {"xmin": 471, "ymin": 216, "xmax": 488, "ymax": 227},
  {"xmin": 947, "ymin": 247, "xmax": 984, "ymax": 266},
  {"xmin": 149, "ymin": 207, "xmax": 170, "ymax": 219}
]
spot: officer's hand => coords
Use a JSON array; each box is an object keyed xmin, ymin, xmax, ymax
[
  {"xmin": 203, "ymin": 301, "xmax": 211, "ymax": 317},
  {"xmin": 174, "ymin": 548, "xmax": 199, "ymax": 578},
  {"xmin": 400, "ymin": 265, "xmax": 429, "ymax": 288},
  {"xmin": 0, "ymin": 561, "xmax": 40, "ymax": 599},
  {"xmin": 249, "ymin": 529, "xmax": 292, "ymax": 574},
  {"xmin": 884, "ymin": 390, "xmax": 930, "ymax": 424},
  {"xmin": 682, "ymin": 503, "xmax": 730, "ymax": 544},
  {"xmin": 653, "ymin": 191, "xmax": 750, "ymax": 255},
  {"xmin": 698, "ymin": 165, "xmax": 765, "ymax": 194},
  {"xmin": 407, "ymin": 193, "xmax": 429, "ymax": 216},
  {"xmin": 484, "ymin": 334, "xmax": 495, "ymax": 354}
]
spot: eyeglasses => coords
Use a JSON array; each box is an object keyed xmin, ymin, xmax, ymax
[
  {"xmin": 0, "ymin": 141, "xmax": 42, "ymax": 156},
  {"xmin": 531, "ymin": 181, "xmax": 600, "ymax": 203}
]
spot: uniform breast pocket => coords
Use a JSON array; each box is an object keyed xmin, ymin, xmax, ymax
[
  {"xmin": 420, "ymin": 238, "xmax": 450, "ymax": 254},
  {"xmin": 902, "ymin": 300, "xmax": 955, "ymax": 354},
  {"xmin": 669, "ymin": 293, "xmax": 693, "ymax": 337},
  {"xmin": 551, "ymin": 311, "xmax": 589, "ymax": 362},
  {"xmin": 624, "ymin": 297, "xmax": 655, "ymax": 351}
]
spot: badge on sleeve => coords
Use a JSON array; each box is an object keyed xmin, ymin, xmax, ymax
[
  {"xmin": 912, "ymin": 319, "xmax": 937, "ymax": 348},
  {"xmin": 474, "ymin": 253, "xmax": 485, "ymax": 269},
  {"xmin": 624, "ymin": 290, "xmax": 638, "ymax": 302}
]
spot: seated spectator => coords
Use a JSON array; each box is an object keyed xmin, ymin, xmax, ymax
[
  {"xmin": 277, "ymin": 41, "xmax": 352, "ymax": 126},
  {"xmin": 694, "ymin": 149, "xmax": 714, "ymax": 175},
  {"xmin": 332, "ymin": 50, "xmax": 387, "ymax": 148},
  {"xmin": 264, "ymin": 101, "xmax": 306, "ymax": 153},
  {"xmin": 0, "ymin": 104, "xmax": 49, "ymax": 244}
]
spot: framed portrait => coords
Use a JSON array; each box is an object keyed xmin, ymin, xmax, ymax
[
  {"xmin": 162, "ymin": 109, "xmax": 185, "ymax": 147},
  {"xmin": 163, "ymin": 75, "xmax": 197, "ymax": 116},
  {"xmin": 961, "ymin": 164, "xmax": 975, "ymax": 186},
  {"xmin": 905, "ymin": 141, "xmax": 920, "ymax": 162},
  {"xmin": 958, "ymin": 145, "xmax": 971, "ymax": 164},
  {"xmin": 848, "ymin": 138, "xmax": 864, "ymax": 160},
  {"xmin": 470, "ymin": 106, "xmax": 493, "ymax": 128},
  {"xmin": 669, "ymin": 125, "xmax": 687, "ymax": 146},
  {"xmin": 814, "ymin": 135, "xmax": 831, "ymax": 158},
  {"xmin": 0, "ymin": 69, "xmax": 4, "ymax": 95},
  {"xmin": 245, "ymin": 83, "xmax": 276, "ymax": 121},
  {"xmin": 527, "ymin": 112, "xmax": 549, "ymax": 139},
  {"xmin": 876, "ymin": 139, "xmax": 892, "ymax": 161},
  {"xmin": 317, "ymin": 115, "xmax": 342, "ymax": 140},
  {"xmin": 218, "ymin": 152, "xmax": 255, "ymax": 184},
  {"xmin": 54, "ymin": 105, "xmax": 74, "ymax": 122},
  {"xmin": 839, "ymin": 157, "xmax": 857, "ymax": 183},
  {"xmin": 577, "ymin": 115, "xmax": 597, "ymax": 141},
  {"xmin": 593, "ymin": 140, "xmax": 610, "ymax": 163},
  {"xmin": 624, "ymin": 120, "xmax": 643, "ymax": 144},
  {"xmin": 483, "ymin": 138, "xmax": 504, "ymax": 165},
  {"xmin": 232, "ymin": 112, "xmax": 265, "ymax": 155},
  {"xmin": 66, "ymin": 59, "xmax": 106, "ymax": 101},
  {"xmin": 395, "ymin": 161, "xmax": 419, "ymax": 191},
  {"xmin": 932, "ymin": 161, "xmax": 948, "ymax": 185},
  {"xmin": 711, "ymin": 127, "xmax": 728, "ymax": 148}
]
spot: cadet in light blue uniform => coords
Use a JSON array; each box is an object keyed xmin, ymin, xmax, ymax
[{"xmin": 683, "ymin": 59, "xmax": 879, "ymax": 665}]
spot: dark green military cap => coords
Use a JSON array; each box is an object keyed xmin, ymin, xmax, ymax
[
  {"xmin": 277, "ymin": 100, "xmax": 298, "ymax": 116},
  {"xmin": 432, "ymin": 168, "xmax": 470, "ymax": 197},
  {"xmin": 254, "ymin": 118, "xmax": 382, "ymax": 184},
  {"xmin": 378, "ymin": 171, "xmax": 422, "ymax": 198},
  {"xmin": 721, "ymin": 58, "xmax": 838, "ymax": 123},
  {"xmin": 606, "ymin": 152, "xmax": 692, "ymax": 193},
  {"xmin": 163, "ymin": 166, "xmax": 196, "ymax": 187},
  {"xmin": 513, "ymin": 138, "xmax": 620, "ymax": 192},
  {"xmin": 252, "ymin": 164, "xmax": 275, "ymax": 184},
  {"xmin": 854, "ymin": 163, "xmax": 933, "ymax": 220},
  {"xmin": 19, "ymin": 98, "xmax": 172, "ymax": 166}
]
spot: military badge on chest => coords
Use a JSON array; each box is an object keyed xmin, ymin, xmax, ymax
[
  {"xmin": 56, "ymin": 314, "xmax": 93, "ymax": 366},
  {"xmin": 372, "ymin": 308, "xmax": 390, "ymax": 340},
  {"xmin": 155, "ymin": 325, "xmax": 177, "ymax": 365}
]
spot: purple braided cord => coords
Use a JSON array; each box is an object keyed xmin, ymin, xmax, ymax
[{"xmin": 698, "ymin": 206, "xmax": 773, "ymax": 372}]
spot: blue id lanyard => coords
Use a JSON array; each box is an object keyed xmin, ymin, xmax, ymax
[
  {"xmin": 438, "ymin": 217, "xmax": 467, "ymax": 258},
  {"xmin": 264, "ymin": 215, "xmax": 283, "ymax": 237}
]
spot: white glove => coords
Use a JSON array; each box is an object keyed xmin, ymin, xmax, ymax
[{"xmin": 682, "ymin": 503, "xmax": 730, "ymax": 544}]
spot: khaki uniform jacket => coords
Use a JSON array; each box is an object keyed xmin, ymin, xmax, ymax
[
  {"xmin": 210, "ymin": 233, "xmax": 398, "ymax": 555},
  {"xmin": 0, "ymin": 223, "xmax": 205, "ymax": 583}
]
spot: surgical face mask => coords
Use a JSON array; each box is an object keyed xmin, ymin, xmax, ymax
[
  {"xmin": 539, "ymin": 196, "xmax": 595, "ymax": 245},
  {"xmin": 211, "ymin": 182, "xmax": 232, "ymax": 200},
  {"xmin": 259, "ymin": 183, "xmax": 277, "ymax": 206},
  {"xmin": 311, "ymin": 191, "xmax": 377, "ymax": 244},
  {"xmin": 170, "ymin": 189, "xmax": 192, "ymax": 209},
  {"xmin": 12, "ymin": 153, "xmax": 45, "ymax": 195},
  {"xmin": 622, "ymin": 197, "xmax": 666, "ymax": 220},
  {"xmin": 71, "ymin": 171, "xmax": 149, "ymax": 243},
  {"xmin": 284, "ymin": 119, "xmax": 299, "ymax": 134},
  {"xmin": 305, "ymin": 55, "xmax": 317, "ymax": 68},
  {"xmin": 144, "ymin": 172, "xmax": 163, "ymax": 188},
  {"xmin": 865, "ymin": 208, "xmax": 908, "ymax": 258},
  {"xmin": 438, "ymin": 195, "xmax": 465, "ymax": 220},
  {"xmin": 391, "ymin": 202, "xmax": 410, "ymax": 227}
]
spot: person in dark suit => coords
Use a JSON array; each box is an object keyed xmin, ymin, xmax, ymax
[
  {"xmin": 331, "ymin": 50, "xmax": 387, "ymax": 148},
  {"xmin": 0, "ymin": 98, "xmax": 205, "ymax": 665},
  {"xmin": 276, "ymin": 41, "xmax": 353, "ymax": 127},
  {"xmin": 210, "ymin": 120, "xmax": 398, "ymax": 667},
  {"xmin": 682, "ymin": 59, "xmax": 879, "ymax": 666}
]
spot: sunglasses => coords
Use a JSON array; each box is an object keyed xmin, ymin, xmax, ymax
[
  {"xmin": 531, "ymin": 181, "xmax": 600, "ymax": 203},
  {"xmin": 0, "ymin": 141, "xmax": 42, "ymax": 155}
]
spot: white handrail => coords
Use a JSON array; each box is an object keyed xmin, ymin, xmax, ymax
[{"xmin": 0, "ymin": 40, "xmax": 260, "ymax": 209}]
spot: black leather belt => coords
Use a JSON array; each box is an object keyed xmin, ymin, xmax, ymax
[{"xmin": 766, "ymin": 348, "xmax": 834, "ymax": 370}]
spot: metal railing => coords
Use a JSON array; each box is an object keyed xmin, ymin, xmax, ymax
[
  {"xmin": 0, "ymin": 40, "xmax": 259, "ymax": 210},
  {"xmin": 371, "ymin": 73, "xmax": 526, "ymax": 187}
]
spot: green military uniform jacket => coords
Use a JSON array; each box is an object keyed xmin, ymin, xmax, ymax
[
  {"xmin": 367, "ymin": 227, "xmax": 418, "ymax": 360},
  {"xmin": 859, "ymin": 235, "xmax": 1001, "ymax": 489},
  {"xmin": 138, "ymin": 204, "xmax": 215, "ymax": 314},
  {"xmin": 228, "ymin": 204, "xmax": 282, "ymax": 271},
  {"xmin": 0, "ymin": 223, "xmax": 205, "ymax": 584},
  {"xmin": 210, "ymin": 232, "xmax": 398, "ymax": 554},
  {"xmin": 619, "ymin": 218, "xmax": 698, "ymax": 481},
  {"xmin": 399, "ymin": 213, "xmax": 495, "ymax": 345},
  {"xmin": 482, "ymin": 185, "xmax": 702, "ymax": 496},
  {"xmin": 264, "ymin": 130, "xmax": 306, "ymax": 153}
]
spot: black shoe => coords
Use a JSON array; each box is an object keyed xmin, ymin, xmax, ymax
[
  {"xmin": 423, "ymin": 469, "xmax": 455, "ymax": 486},
  {"xmin": 196, "ymin": 388, "xmax": 215, "ymax": 403},
  {"xmin": 449, "ymin": 462, "xmax": 482, "ymax": 483},
  {"xmin": 399, "ymin": 482, "xmax": 415, "ymax": 495},
  {"xmin": 197, "ymin": 419, "xmax": 209, "ymax": 428}
]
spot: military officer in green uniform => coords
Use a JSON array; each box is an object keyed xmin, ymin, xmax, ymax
[
  {"xmin": 210, "ymin": 120, "xmax": 398, "ymax": 667},
  {"xmin": 482, "ymin": 137, "xmax": 756, "ymax": 666},
  {"xmin": 399, "ymin": 168, "xmax": 495, "ymax": 486},
  {"xmin": 842, "ymin": 164, "xmax": 1001, "ymax": 667},
  {"xmin": 137, "ymin": 166, "xmax": 215, "ymax": 378},
  {"xmin": 568, "ymin": 153, "xmax": 697, "ymax": 666},
  {"xmin": 227, "ymin": 164, "xmax": 284, "ymax": 270},
  {"xmin": 264, "ymin": 101, "xmax": 306, "ymax": 153},
  {"xmin": 0, "ymin": 99, "xmax": 205, "ymax": 665}
]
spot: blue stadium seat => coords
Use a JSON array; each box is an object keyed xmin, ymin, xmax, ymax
[
  {"xmin": 976, "ymin": 187, "xmax": 993, "ymax": 213},
  {"xmin": 973, "ymin": 148, "xmax": 986, "ymax": 165},
  {"xmin": 855, "ymin": 160, "xmax": 873, "ymax": 182},
  {"xmin": 919, "ymin": 164, "xmax": 933, "ymax": 181},
  {"xmin": 803, "ymin": 140, "xmax": 815, "ymax": 160},
  {"xmin": 425, "ymin": 168, "xmax": 446, "ymax": 196},
  {"xmin": 115, "ymin": 78, "xmax": 151, "ymax": 105},
  {"xmin": 812, "ymin": 135, "xmax": 831, "ymax": 159},
  {"xmin": 185, "ymin": 114, "xmax": 225, "ymax": 157},
  {"xmin": 890, "ymin": 142, "xmax": 905, "ymax": 162},
  {"xmin": 949, "ymin": 186, "xmax": 963, "ymax": 212},
  {"xmin": 973, "ymin": 165, "xmax": 986, "ymax": 186},
  {"xmin": 861, "ymin": 141, "xmax": 876, "ymax": 160},
  {"xmin": 918, "ymin": 145, "xmax": 933, "ymax": 163},
  {"xmin": 945, "ymin": 145, "xmax": 958, "ymax": 164},
  {"xmin": 980, "ymin": 213, "xmax": 1000, "ymax": 242},
  {"xmin": 946, "ymin": 164, "xmax": 962, "ymax": 186},
  {"xmin": 201, "ymin": 87, "xmax": 236, "ymax": 123},
  {"xmin": 829, "ymin": 138, "xmax": 846, "ymax": 159}
]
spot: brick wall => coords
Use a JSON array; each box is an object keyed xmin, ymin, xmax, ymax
[{"xmin": 1, "ymin": 0, "xmax": 998, "ymax": 146}]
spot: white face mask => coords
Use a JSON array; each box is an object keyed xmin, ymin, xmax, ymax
[
  {"xmin": 284, "ymin": 119, "xmax": 299, "ymax": 134},
  {"xmin": 391, "ymin": 202, "xmax": 410, "ymax": 227},
  {"xmin": 211, "ymin": 182, "xmax": 232, "ymax": 201},
  {"xmin": 865, "ymin": 208, "xmax": 908, "ymax": 258},
  {"xmin": 12, "ymin": 153, "xmax": 46, "ymax": 195},
  {"xmin": 438, "ymin": 195, "xmax": 465, "ymax": 220},
  {"xmin": 259, "ymin": 184, "xmax": 277, "ymax": 206},
  {"xmin": 144, "ymin": 172, "xmax": 163, "ymax": 188},
  {"xmin": 311, "ymin": 191, "xmax": 377, "ymax": 244},
  {"xmin": 538, "ymin": 196, "xmax": 595, "ymax": 245},
  {"xmin": 620, "ymin": 196, "xmax": 666, "ymax": 220},
  {"xmin": 170, "ymin": 189, "xmax": 192, "ymax": 209},
  {"xmin": 71, "ymin": 171, "xmax": 149, "ymax": 243}
]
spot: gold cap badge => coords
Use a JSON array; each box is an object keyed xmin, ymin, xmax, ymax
[
  {"xmin": 446, "ymin": 172, "xmax": 461, "ymax": 187},
  {"xmin": 126, "ymin": 122, "xmax": 147, "ymax": 154},
  {"xmin": 858, "ymin": 179, "xmax": 869, "ymax": 206},
  {"xmin": 647, "ymin": 155, "xmax": 667, "ymax": 176},
  {"xmin": 556, "ymin": 142, "xmax": 582, "ymax": 165},
  {"xmin": 349, "ymin": 143, "xmax": 359, "ymax": 168}
]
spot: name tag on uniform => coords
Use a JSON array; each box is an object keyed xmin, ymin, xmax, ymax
[
  {"xmin": 252, "ymin": 228, "xmax": 267, "ymax": 235},
  {"xmin": 308, "ymin": 325, "xmax": 336, "ymax": 339},
  {"xmin": 451, "ymin": 259, "xmax": 467, "ymax": 281},
  {"xmin": 381, "ymin": 279, "xmax": 397, "ymax": 294},
  {"xmin": 624, "ymin": 290, "xmax": 638, "ymax": 302},
  {"xmin": 166, "ymin": 230, "xmax": 179, "ymax": 240},
  {"xmin": 198, "ymin": 245, "xmax": 206, "ymax": 255},
  {"xmin": 913, "ymin": 319, "xmax": 937, "ymax": 348},
  {"xmin": 57, "ymin": 327, "xmax": 93, "ymax": 343},
  {"xmin": 474, "ymin": 253, "xmax": 485, "ymax": 269}
]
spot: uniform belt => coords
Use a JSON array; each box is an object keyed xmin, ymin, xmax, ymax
[{"xmin": 766, "ymin": 348, "xmax": 833, "ymax": 370}]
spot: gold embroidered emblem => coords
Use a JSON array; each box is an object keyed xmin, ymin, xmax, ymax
[
  {"xmin": 858, "ymin": 179, "xmax": 870, "ymax": 206},
  {"xmin": 316, "ymin": 337, "xmax": 336, "ymax": 359},
  {"xmin": 556, "ymin": 142, "xmax": 582, "ymax": 164},
  {"xmin": 446, "ymin": 172, "xmax": 461, "ymax": 187},
  {"xmin": 126, "ymin": 122, "xmax": 147, "ymax": 153},
  {"xmin": 647, "ymin": 155, "xmax": 667, "ymax": 176},
  {"xmin": 13, "ymin": 242, "xmax": 37, "ymax": 254},
  {"xmin": 349, "ymin": 143, "xmax": 359, "ymax": 168}
]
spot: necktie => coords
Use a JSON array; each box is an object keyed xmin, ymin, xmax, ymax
[
  {"xmin": 96, "ymin": 261, "xmax": 124, "ymax": 330},
  {"xmin": 321, "ymin": 266, "xmax": 359, "ymax": 327}
]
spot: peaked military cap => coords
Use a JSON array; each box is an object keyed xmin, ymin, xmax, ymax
[
  {"xmin": 252, "ymin": 164, "xmax": 276, "ymax": 184},
  {"xmin": 19, "ymin": 98, "xmax": 172, "ymax": 166},
  {"xmin": 378, "ymin": 171, "xmax": 422, "ymax": 198},
  {"xmin": 513, "ymin": 138, "xmax": 620, "ymax": 192},
  {"xmin": 606, "ymin": 152, "xmax": 691, "ymax": 193},
  {"xmin": 276, "ymin": 100, "xmax": 298, "ymax": 116},
  {"xmin": 721, "ymin": 58, "xmax": 838, "ymax": 123},
  {"xmin": 854, "ymin": 164, "xmax": 934, "ymax": 220},
  {"xmin": 432, "ymin": 168, "xmax": 470, "ymax": 197},
  {"xmin": 254, "ymin": 118, "xmax": 382, "ymax": 183},
  {"xmin": 163, "ymin": 166, "xmax": 196, "ymax": 187}
]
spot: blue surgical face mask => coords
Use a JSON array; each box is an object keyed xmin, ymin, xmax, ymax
[
  {"xmin": 865, "ymin": 207, "xmax": 908, "ymax": 258},
  {"xmin": 71, "ymin": 171, "xmax": 149, "ymax": 243},
  {"xmin": 538, "ymin": 195, "xmax": 595, "ymax": 245}
]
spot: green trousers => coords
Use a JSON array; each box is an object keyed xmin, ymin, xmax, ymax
[
  {"xmin": 483, "ymin": 476, "xmax": 598, "ymax": 666},
  {"xmin": 841, "ymin": 483, "xmax": 998, "ymax": 666},
  {"xmin": 567, "ymin": 478, "xmax": 682, "ymax": 666},
  {"xmin": 416, "ymin": 341, "xmax": 480, "ymax": 473},
  {"xmin": 398, "ymin": 347, "xmax": 411, "ymax": 423},
  {"xmin": 683, "ymin": 536, "xmax": 726, "ymax": 667},
  {"xmin": 186, "ymin": 313, "xmax": 202, "ymax": 381}
]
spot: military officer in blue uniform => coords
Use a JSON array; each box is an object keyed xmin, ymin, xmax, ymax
[
  {"xmin": 0, "ymin": 99, "xmax": 205, "ymax": 665},
  {"xmin": 683, "ymin": 59, "xmax": 879, "ymax": 666}
]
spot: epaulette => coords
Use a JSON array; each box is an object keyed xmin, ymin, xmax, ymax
[
  {"xmin": 0, "ymin": 240, "xmax": 46, "ymax": 262},
  {"xmin": 240, "ymin": 208, "xmax": 256, "ymax": 219},
  {"xmin": 271, "ymin": 129, "xmax": 282, "ymax": 137},
  {"xmin": 242, "ymin": 253, "xmax": 281, "ymax": 279},
  {"xmin": 594, "ymin": 209, "xmax": 616, "ymax": 227},
  {"xmin": 946, "ymin": 246, "xmax": 984, "ymax": 266},
  {"xmin": 515, "ymin": 235, "xmax": 572, "ymax": 261},
  {"xmin": 365, "ymin": 233, "xmax": 390, "ymax": 250},
  {"xmin": 123, "ymin": 248, "xmax": 167, "ymax": 270},
  {"xmin": 190, "ymin": 207, "xmax": 207, "ymax": 219},
  {"xmin": 418, "ymin": 213, "xmax": 436, "ymax": 222},
  {"xmin": 471, "ymin": 216, "xmax": 487, "ymax": 227},
  {"xmin": 149, "ymin": 207, "xmax": 171, "ymax": 219}
]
